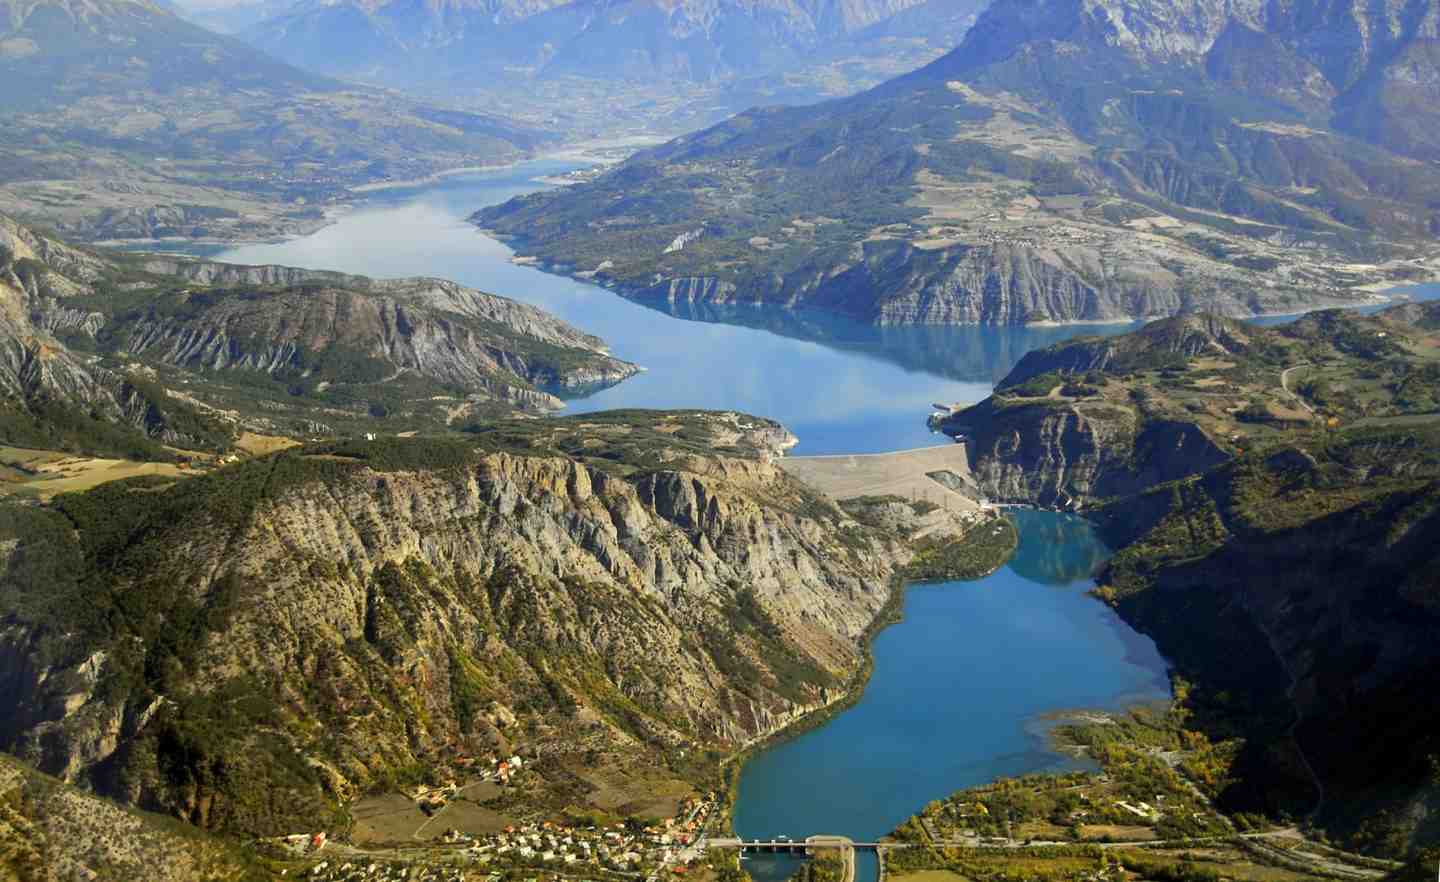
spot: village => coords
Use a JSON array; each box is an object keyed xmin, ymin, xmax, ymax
[{"xmin": 266, "ymin": 785, "xmax": 724, "ymax": 882}]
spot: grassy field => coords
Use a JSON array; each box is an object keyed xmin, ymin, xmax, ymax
[
  {"xmin": 0, "ymin": 446, "xmax": 194, "ymax": 499},
  {"xmin": 234, "ymin": 432, "xmax": 302, "ymax": 456}
]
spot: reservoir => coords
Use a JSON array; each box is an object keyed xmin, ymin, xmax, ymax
[
  {"xmin": 202, "ymin": 160, "xmax": 1185, "ymax": 874},
  {"xmin": 205, "ymin": 160, "xmax": 1142, "ymax": 455},
  {"xmin": 732, "ymin": 510, "xmax": 1168, "ymax": 882}
]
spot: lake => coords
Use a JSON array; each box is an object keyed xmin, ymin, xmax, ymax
[
  {"xmin": 203, "ymin": 160, "xmax": 1142, "ymax": 455},
  {"xmin": 197, "ymin": 160, "xmax": 1412, "ymax": 878},
  {"xmin": 731, "ymin": 510, "xmax": 1169, "ymax": 882}
]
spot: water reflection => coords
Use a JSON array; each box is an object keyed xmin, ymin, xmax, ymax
[
  {"xmin": 1004, "ymin": 509, "xmax": 1112, "ymax": 585},
  {"xmin": 652, "ymin": 301, "xmax": 1140, "ymax": 385},
  {"xmin": 173, "ymin": 162, "xmax": 1143, "ymax": 454}
]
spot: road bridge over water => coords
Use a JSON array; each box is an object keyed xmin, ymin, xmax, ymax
[{"xmin": 708, "ymin": 837, "xmax": 912, "ymax": 882}]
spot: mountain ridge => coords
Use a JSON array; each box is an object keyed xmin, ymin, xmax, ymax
[
  {"xmin": 0, "ymin": 212, "xmax": 639, "ymax": 457},
  {"xmin": 0, "ymin": 0, "xmax": 553, "ymax": 242},
  {"xmin": 475, "ymin": 0, "xmax": 1440, "ymax": 325}
]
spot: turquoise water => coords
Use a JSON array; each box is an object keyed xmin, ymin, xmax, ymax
[
  {"xmin": 198, "ymin": 162, "xmax": 1178, "ymax": 873},
  {"xmin": 732, "ymin": 510, "xmax": 1168, "ymax": 882}
]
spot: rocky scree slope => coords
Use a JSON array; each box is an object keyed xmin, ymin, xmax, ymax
[
  {"xmin": 476, "ymin": 0, "xmax": 1440, "ymax": 325},
  {"xmin": 0, "ymin": 0, "xmax": 552, "ymax": 242},
  {"xmin": 0, "ymin": 411, "xmax": 924, "ymax": 834},
  {"xmin": 0, "ymin": 213, "xmax": 639, "ymax": 454}
]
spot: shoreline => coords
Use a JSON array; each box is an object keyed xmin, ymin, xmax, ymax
[
  {"xmin": 486, "ymin": 237, "xmax": 1435, "ymax": 332},
  {"xmin": 715, "ymin": 574, "xmax": 907, "ymax": 834},
  {"xmin": 714, "ymin": 509, "xmax": 1021, "ymax": 836},
  {"xmin": 93, "ymin": 161, "xmax": 1436, "ymax": 331}
]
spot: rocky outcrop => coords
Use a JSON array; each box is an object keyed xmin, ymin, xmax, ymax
[
  {"xmin": 0, "ymin": 418, "xmax": 911, "ymax": 834},
  {"xmin": 949, "ymin": 398, "xmax": 1227, "ymax": 506},
  {"xmin": 0, "ymin": 213, "xmax": 642, "ymax": 452},
  {"xmin": 938, "ymin": 315, "xmax": 1244, "ymax": 505}
]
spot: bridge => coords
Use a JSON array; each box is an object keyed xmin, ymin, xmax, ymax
[
  {"xmin": 708, "ymin": 836, "xmax": 902, "ymax": 882},
  {"xmin": 708, "ymin": 838, "xmax": 897, "ymax": 852}
]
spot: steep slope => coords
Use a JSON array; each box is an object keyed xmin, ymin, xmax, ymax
[
  {"xmin": 0, "ymin": 412, "xmax": 977, "ymax": 833},
  {"xmin": 1094, "ymin": 427, "xmax": 1440, "ymax": 855},
  {"xmin": 939, "ymin": 307, "xmax": 1440, "ymax": 504},
  {"xmin": 0, "ymin": 212, "xmax": 639, "ymax": 455},
  {"xmin": 475, "ymin": 0, "xmax": 1440, "ymax": 325},
  {"xmin": 932, "ymin": 305, "xmax": 1440, "ymax": 854},
  {"xmin": 0, "ymin": 753, "xmax": 271, "ymax": 881},
  {"xmin": 240, "ymin": 0, "xmax": 984, "ymax": 129},
  {"xmin": 0, "ymin": 0, "xmax": 552, "ymax": 242}
]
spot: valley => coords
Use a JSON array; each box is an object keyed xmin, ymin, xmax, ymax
[{"xmin": 3, "ymin": 0, "xmax": 1440, "ymax": 875}]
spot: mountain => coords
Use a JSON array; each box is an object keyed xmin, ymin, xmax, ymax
[
  {"xmin": 474, "ymin": 0, "xmax": 1440, "ymax": 325},
  {"xmin": 0, "ymin": 752, "xmax": 272, "ymax": 881},
  {"xmin": 0, "ymin": 411, "xmax": 1003, "ymax": 833},
  {"xmin": 0, "ymin": 212, "xmax": 638, "ymax": 458},
  {"xmin": 937, "ymin": 305, "xmax": 1440, "ymax": 853},
  {"xmin": 239, "ymin": 0, "xmax": 985, "ymax": 129},
  {"xmin": 0, "ymin": 0, "xmax": 553, "ymax": 242}
]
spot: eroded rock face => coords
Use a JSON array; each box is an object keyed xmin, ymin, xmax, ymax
[
  {"xmin": 0, "ymin": 430, "xmax": 907, "ymax": 834},
  {"xmin": 953, "ymin": 399, "xmax": 1227, "ymax": 506},
  {"xmin": 0, "ymin": 212, "xmax": 642, "ymax": 451}
]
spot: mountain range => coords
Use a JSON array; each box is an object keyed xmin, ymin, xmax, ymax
[
  {"xmin": 476, "ymin": 0, "xmax": 1440, "ymax": 325},
  {"xmin": 236, "ymin": 0, "xmax": 986, "ymax": 128},
  {"xmin": 0, "ymin": 0, "xmax": 551, "ymax": 242}
]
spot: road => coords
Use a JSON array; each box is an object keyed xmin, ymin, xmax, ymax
[{"xmin": 1281, "ymin": 363, "xmax": 1315, "ymax": 414}]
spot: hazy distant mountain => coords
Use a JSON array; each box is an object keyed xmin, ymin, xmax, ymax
[
  {"xmin": 240, "ymin": 0, "xmax": 985, "ymax": 118},
  {"xmin": 475, "ymin": 0, "xmax": 1440, "ymax": 325},
  {"xmin": 0, "ymin": 0, "xmax": 552, "ymax": 241},
  {"xmin": 169, "ymin": 0, "xmax": 294, "ymax": 33}
]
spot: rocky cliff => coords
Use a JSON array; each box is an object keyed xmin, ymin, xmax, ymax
[
  {"xmin": 953, "ymin": 397, "xmax": 1228, "ymax": 506},
  {"xmin": 0, "ymin": 213, "xmax": 640, "ymax": 454},
  {"xmin": 0, "ymin": 412, "xmax": 922, "ymax": 834}
]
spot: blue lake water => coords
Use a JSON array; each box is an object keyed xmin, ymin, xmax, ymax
[
  {"xmin": 732, "ymin": 510, "xmax": 1169, "ymax": 882},
  {"xmin": 202, "ymin": 161, "xmax": 1143, "ymax": 455},
  {"xmin": 189, "ymin": 159, "xmax": 1438, "ymax": 874}
]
